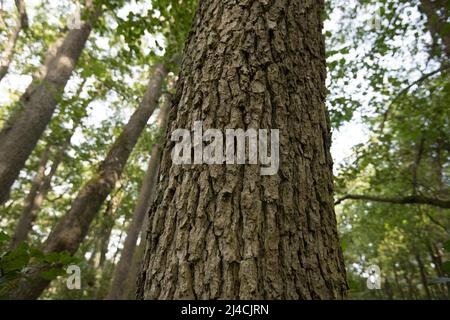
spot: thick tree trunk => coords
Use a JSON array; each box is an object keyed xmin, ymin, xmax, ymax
[
  {"xmin": 137, "ymin": 0, "xmax": 347, "ymax": 300},
  {"xmin": 106, "ymin": 95, "xmax": 170, "ymax": 300},
  {"xmin": 0, "ymin": 0, "xmax": 28, "ymax": 82},
  {"xmin": 0, "ymin": 3, "xmax": 100, "ymax": 205},
  {"xmin": 5, "ymin": 64, "xmax": 168, "ymax": 300}
]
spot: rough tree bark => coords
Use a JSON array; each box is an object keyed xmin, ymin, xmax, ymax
[
  {"xmin": 0, "ymin": 0, "xmax": 28, "ymax": 82},
  {"xmin": 6, "ymin": 64, "xmax": 168, "ymax": 300},
  {"xmin": 137, "ymin": 0, "xmax": 347, "ymax": 300},
  {"xmin": 106, "ymin": 95, "xmax": 170, "ymax": 300},
  {"xmin": 0, "ymin": 2, "xmax": 100, "ymax": 205}
]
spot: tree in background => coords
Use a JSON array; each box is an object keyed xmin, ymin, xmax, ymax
[
  {"xmin": 0, "ymin": 0, "xmax": 29, "ymax": 82},
  {"xmin": 328, "ymin": 0, "xmax": 450, "ymax": 299},
  {"xmin": 0, "ymin": 0, "xmax": 101, "ymax": 205},
  {"xmin": 6, "ymin": 61, "xmax": 168, "ymax": 299},
  {"xmin": 107, "ymin": 91, "xmax": 171, "ymax": 300}
]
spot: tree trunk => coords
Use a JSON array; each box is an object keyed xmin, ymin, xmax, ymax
[
  {"xmin": 123, "ymin": 236, "xmax": 146, "ymax": 299},
  {"xmin": 393, "ymin": 266, "xmax": 406, "ymax": 300},
  {"xmin": 0, "ymin": 0, "xmax": 28, "ymax": 82},
  {"xmin": 0, "ymin": 2, "xmax": 100, "ymax": 205},
  {"xmin": 404, "ymin": 261, "xmax": 419, "ymax": 300},
  {"xmin": 383, "ymin": 278, "xmax": 394, "ymax": 300},
  {"xmin": 428, "ymin": 241, "xmax": 450, "ymax": 298},
  {"xmin": 91, "ymin": 192, "xmax": 122, "ymax": 271},
  {"xmin": 5, "ymin": 64, "xmax": 168, "ymax": 300},
  {"xmin": 137, "ymin": 0, "xmax": 347, "ymax": 300},
  {"xmin": 414, "ymin": 252, "xmax": 432, "ymax": 299},
  {"xmin": 9, "ymin": 145, "xmax": 51, "ymax": 249},
  {"xmin": 106, "ymin": 94, "xmax": 171, "ymax": 300},
  {"xmin": 91, "ymin": 192, "xmax": 123, "ymax": 300},
  {"xmin": 9, "ymin": 136, "xmax": 70, "ymax": 250},
  {"xmin": 404, "ymin": 272, "xmax": 415, "ymax": 300}
]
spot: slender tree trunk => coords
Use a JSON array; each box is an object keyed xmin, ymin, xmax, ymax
[
  {"xmin": 92, "ymin": 192, "xmax": 122, "ymax": 271},
  {"xmin": 0, "ymin": 0, "xmax": 28, "ymax": 82},
  {"xmin": 393, "ymin": 266, "xmax": 406, "ymax": 300},
  {"xmin": 9, "ymin": 145, "xmax": 51, "ymax": 249},
  {"xmin": 420, "ymin": 0, "xmax": 450, "ymax": 59},
  {"xmin": 123, "ymin": 236, "xmax": 146, "ymax": 299},
  {"xmin": 404, "ymin": 272, "xmax": 415, "ymax": 300},
  {"xmin": 5, "ymin": 64, "xmax": 168, "ymax": 300},
  {"xmin": 124, "ymin": 180, "xmax": 164, "ymax": 299},
  {"xmin": 138, "ymin": 0, "xmax": 347, "ymax": 300},
  {"xmin": 106, "ymin": 94, "xmax": 170, "ymax": 300},
  {"xmin": 0, "ymin": 2, "xmax": 100, "ymax": 205},
  {"xmin": 428, "ymin": 241, "xmax": 450, "ymax": 298},
  {"xmin": 404, "ymin": 261, "xmax": 420, "ymax": 299},
  {"xmin": 414, "ymin": 253, "xmax": 432, "ymax": 299},
  {"xmin": 9, "ymin": 135, "xmax": 70, "ymax": 250},
  {"xmin": 92, "ymin": 192, "xmax": 123, "ymax": 300},
  {"xmin": 411, "ymin": 136, "xmax": 425, "ymax": 195},
  {"xmin": 383, "ymin": 278, "xmax": 394, "ymax": 300}
]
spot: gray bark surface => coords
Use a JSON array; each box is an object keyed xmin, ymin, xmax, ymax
[{"xmin": 138, "ymin": 0, "xmax": 347, "ymax": 300}]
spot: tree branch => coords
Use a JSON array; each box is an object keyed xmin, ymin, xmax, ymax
[
  {"xmin": 380, "ymin": 64, "xmax": 450, "ymax": 132},
  {"xmin": 335, "ymin": 194, "xmax": 450, "ymax": 209}
]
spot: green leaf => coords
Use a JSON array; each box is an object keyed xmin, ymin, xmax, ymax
[
  {"xmin": 59, "ymin": 252, "xmax": 76, "ymax": 265},
  {"xmin": 442, "ymin": 261, "xmax": 450, "ymax": 274},
  {"xmin": 0, "ymin": 243, "xmax": 30, "ymax": 272},
  {"xmin": 39, "ymin": 268, "xmax": 65, "ymax": 281},
  {"xmin": 0, "ymin": 232, "xmax": 9, "ymax": 242},
  {"xmin": 43, "ymin": 252, "xmax": 62, "ymax": 263},
  {"xmin": 341, "ymin": 239, "xmax": 348, "ymax": 251},
  {"xmin": 443, "ymin": 240, "xmax": 450, "ymax": 252}
]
